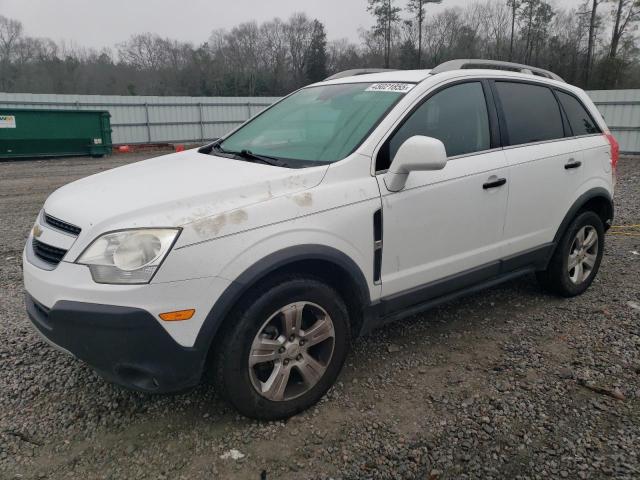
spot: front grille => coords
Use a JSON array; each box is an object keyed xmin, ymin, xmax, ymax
[
  {"xmin": 32, "ymin": 238, "xmax": 67, "ymax": 265},
  {"xmin": 44, "ymin": 213, "xmax": 81, "ymax": 236}
]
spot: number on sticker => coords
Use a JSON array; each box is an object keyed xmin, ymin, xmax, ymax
[{"xmin": 365, "ymin": 83, "xmax": 414, "ymax": 93}]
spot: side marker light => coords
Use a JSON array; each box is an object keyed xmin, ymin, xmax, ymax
[{"xmin": 159, "ymin": 309, "xmax": 195, "ymax": 321}]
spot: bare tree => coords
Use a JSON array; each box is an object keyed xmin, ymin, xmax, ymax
[
  {"xmin": 0, "ymin": 15, "xmax": 23, "ymax": 62},
  {"xmin": 226, "ymin": 22, "xmax": 261, "ymax": 95},
  {"xmin": 406, "ymin": 0, "xmax": 442, "ymax": 68},
  {"xmin": 483, "ymin": 1, "xmax": 512, "ymax": 59},
  {"xmin": 0, "ymin": 15, "xmax": 23, "ymax": 89},
  {"xmin": 585, "ymin": 0, "xmax": 601, "ymax": 85},
  {"xmin": 546, "ymin": 8, "xmax": 589, "ymax": 83},
  {"xmin": 286, "ymin": 13, "xmax": 314, "ymax": 83},
  {"xmin": 327, "ymin": 38, "xmax": 363, "ymax": 72},
  {"xmin": 0, "ymin": 0, "xmax": 639, "ymax": 96},
  {"xmin": 608, "ymin": 0, "xmax": 640, "ymax": 58},
  {"xmin": 507, "ymin": 0, "xmax": 521, "ymax": 60},
  {"xmin": 423, "ymin": 8, "xmax": 464, "ymax": 65},
  {"xmin": 260, "ymin": 19, "xmax": 289, "ymax": 92},
  {"xmin": 118, "ymin": 33, "xmax": 170, "ymax": 70}
]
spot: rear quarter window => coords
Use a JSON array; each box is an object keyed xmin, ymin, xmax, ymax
[
  {"xmin": 495, "ymin": 81, "xmax": 564, "ymax": 146},
  {"xmin": 555, "ymin": 91, "xmax": 601, "ymax": 136}
]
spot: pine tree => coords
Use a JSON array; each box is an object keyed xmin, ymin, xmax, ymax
[
  {"xmin": 368, "ymin": 0, "xmax": 402, "ymax": 67},
  {"xmin": 306, "ymin": 20, "xmax": 328, "ymax": 82},
  {"xmin": 507, "ymin": 0, "xmax": 521, "ymax": 61},
  {"xmin": 406, "ymin": 0, "xmax": 441, "ymax": 68}
]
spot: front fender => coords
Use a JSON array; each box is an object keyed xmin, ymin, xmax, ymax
[{"xmin": 190, "ymin": 243, "xmax": 371, "ymax": 354}]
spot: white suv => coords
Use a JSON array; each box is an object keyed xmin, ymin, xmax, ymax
[{"xmin": 24, "ymin": 59, "xmax": 618, "ymax": 419}]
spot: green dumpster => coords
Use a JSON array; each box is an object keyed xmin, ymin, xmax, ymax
[{"xmin": 0, "ymin": 109, "xmax": 112, "ymax": 159}]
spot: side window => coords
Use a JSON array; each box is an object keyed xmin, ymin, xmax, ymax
[
  {"xmin": 556, "ymin": 91, "xmax": 601, "ymax": 136},
  {"xmin": 495, "ymin": 82, "xmax": 564, "ymax": 146},
  {"xmin": 377, "ymin": 82, "xmax": 490, "ymax": 170}
]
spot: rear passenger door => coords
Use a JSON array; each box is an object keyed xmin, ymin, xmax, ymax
[
  {"xmin": 493, "ymin": 81, "xmax": 586, "ymax": 260},
  {"xmin": 554, "ymin": 89, "xmax": 609, "ymax": 192}
]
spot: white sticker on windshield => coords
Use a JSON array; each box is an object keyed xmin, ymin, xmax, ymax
[{"xmin": 365, "ymin": 83, "xmax": 414, "ymax": 93}]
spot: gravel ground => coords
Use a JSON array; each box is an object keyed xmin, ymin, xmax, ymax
[{"xmin": 1, "ymin": 153, "xmax": 639, "ymax": 480}]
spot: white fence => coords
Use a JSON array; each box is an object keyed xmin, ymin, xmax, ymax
[
  {"xmin": 1, "ymin": 90, "xmax": 638, "ymax": 153},
  {"xmin": 0, "ymin": 93, "xmax": 280, "ymax": 145},
  {"xmin": 588, "ymin": 89, "xmax": 640, "ymax": 154}
]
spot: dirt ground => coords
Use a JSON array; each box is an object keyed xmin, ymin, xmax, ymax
[{"xmin": 1, "ymin": 153, "xmax": 639, "ymax": 480}]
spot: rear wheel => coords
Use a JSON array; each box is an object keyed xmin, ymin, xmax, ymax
[
  {"xmin": 212, "ymin": 275, "xmax": 350, "ymax": 419},
  {"xmin": 536, "ymin": 211, "xmax": 604, "ymax": 297}
]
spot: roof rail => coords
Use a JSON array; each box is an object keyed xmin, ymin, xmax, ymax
[
  {"xmin": 324, "ymin": 68, "xmax": 397, "ymax": 81},
  {"xmin": 431, "ymin": 59, "xmax": 564, "ymax": 82}
]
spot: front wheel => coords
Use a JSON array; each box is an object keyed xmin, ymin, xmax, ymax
[
  {"xmin": 536, "ymin": 211, "xmax": 604, "ymax": 297},
  {"xmin": 211, "ymin": 275, "xmax": 350, "ymax": 420}
]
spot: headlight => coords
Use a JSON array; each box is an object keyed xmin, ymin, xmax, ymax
[{"xmin": 76, "ymin": 228, "xmax": 180, "ymax": 284}]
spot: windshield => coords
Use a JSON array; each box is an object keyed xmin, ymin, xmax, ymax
[{"xmin": 219, "ymin": 82, "xmax": 412, "ymax": 165}]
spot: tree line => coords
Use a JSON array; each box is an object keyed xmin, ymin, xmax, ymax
[{"xmin": 0, "ymin": 0, "xmax": 638, "ymax": 97}]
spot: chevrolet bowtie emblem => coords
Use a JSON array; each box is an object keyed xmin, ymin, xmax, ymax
[{"xmin": 32, "ymin": 224, "xmax": 43, "ymax": 238}]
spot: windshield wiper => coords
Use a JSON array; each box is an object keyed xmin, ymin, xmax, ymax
[
  {"xmin": 238, "ymin": 149, "xmax": 288, "ymax": 167},
  {"xmin": 211, "ymin": 143, "xmax": 288, "ymax": 167}
]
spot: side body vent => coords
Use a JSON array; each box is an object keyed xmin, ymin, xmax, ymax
[{"xmin": 373, "ymin": 209, "xmax": 383, "ymax": 284}]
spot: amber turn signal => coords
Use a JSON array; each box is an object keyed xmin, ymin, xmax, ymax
[{"xmin": 159, "ymin": 309, "xmax": 195, "ymax": 321}]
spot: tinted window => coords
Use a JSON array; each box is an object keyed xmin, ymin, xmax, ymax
[
  {"xmin": 556, "ymin": 91, "xmax": 600, "ymax": 136},
  {"xmin": 495, "ymin": 82, "xmax": 564, "ymax": 146},
  {"xmin": 378, "ymin": 82, "xmax": 490, "ymax": 170}
]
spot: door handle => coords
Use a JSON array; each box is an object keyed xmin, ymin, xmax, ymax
[
  {"xmin": 483, "ymin": 177, "xmax": 507, "ymax": 189},
  {"xmin": 564, "ymin": 159, "xmax": 582, "ymax": 169}
]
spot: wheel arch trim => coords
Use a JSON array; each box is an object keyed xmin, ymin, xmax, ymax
[
  {"xmin": 192, "ymin": 244, "xmax": 371, "ymax": 354},
  {"xmin": 552, "ymin": 187, "xmax": 613, "ymax": 248}
]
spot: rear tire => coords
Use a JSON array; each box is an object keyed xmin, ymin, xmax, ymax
[
  {"xmin": 536, "ymin": 211, "xmax": 604, "ymax": 297},
  {"xmin": 211, "ymin": 274, "xmax": 350, "ymax": 420}
]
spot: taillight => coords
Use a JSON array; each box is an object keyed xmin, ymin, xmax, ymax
[
  {"xmin": 605, "ymin": 132, "xmax": 619, "ymax": 171},
  {"xmin": 605, "ymin": 132, "xmax": 619, "ymax": 188}
]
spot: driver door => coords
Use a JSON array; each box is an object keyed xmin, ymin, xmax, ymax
[{"xmin": 376, "ymin": 80, "xmax": 509, "ymax": 300}]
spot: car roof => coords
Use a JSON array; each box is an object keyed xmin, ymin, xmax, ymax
[{"xmin": 318, "ymin": 67, "xmax": 568, "ymax": 88}]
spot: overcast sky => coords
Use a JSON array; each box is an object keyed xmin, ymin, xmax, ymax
[{"xmin": 1, "ymin": 0, "xmax": 583, "ymax": 50}]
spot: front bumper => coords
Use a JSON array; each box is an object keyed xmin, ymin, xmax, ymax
[
  {"xmin": 22, "ymin": 242, "xmax": 233, "ymax": 393},
  {"xmin": 23, "ymin": 244, "xmax": 232, "ymax": 347},
  {"xmin": 26, "ymin": 293, "xmax": 205, "ymax": 393}
]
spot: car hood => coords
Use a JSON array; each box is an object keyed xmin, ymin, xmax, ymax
[{"xmin": 44, "ymin": 149, "xmax": 327, "ymax": 243}]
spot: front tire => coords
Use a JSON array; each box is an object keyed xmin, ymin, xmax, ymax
[
  {"xmin": 536, "ymin": 211, "xmax": 604, "ymax": 297},
  {"xmin": 212, "ymin": 275, "xmax": 350, "ymax": 420}
]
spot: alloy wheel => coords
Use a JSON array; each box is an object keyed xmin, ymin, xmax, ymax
[
  {"xmin": 248, "ymin": 301, "xmax": 335, "ymax": 401},
  {"xmin": 568, "ymin": 225, "xmax": 598, "ymax": 284}
]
